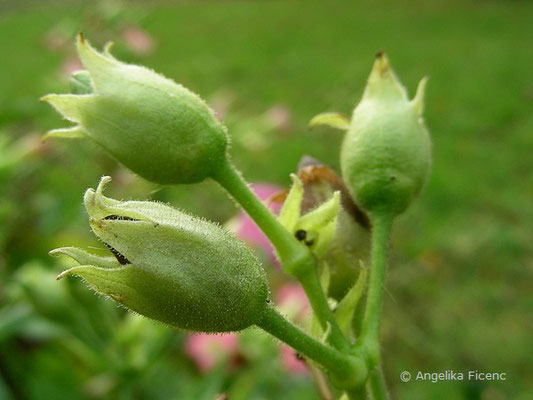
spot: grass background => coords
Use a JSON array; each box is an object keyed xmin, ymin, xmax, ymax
[{"xmin": 0, "ymin": 0, "xmax": 532, "ymax": 399}]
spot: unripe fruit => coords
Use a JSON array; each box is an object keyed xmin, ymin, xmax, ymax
[
  {"xmin": 42, "ymin": 34, "xmax": 228, "ymax": 184},
  {"xmin": 53, "ymin": 176, "xmax": 269, "ymax": 333},
  {"xmin": 340, "ymin": 52, "xmax": 431, "ymax": 216}
]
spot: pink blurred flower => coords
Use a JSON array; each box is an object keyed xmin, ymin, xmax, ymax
[
  {"xmin": 185, "ymin": 333, "xmax": 238, "ymax": 372},
  {"xmin": 276, "ymin": 283, "xmax": 310, "ymax": 323},
  {"xmin": 229, "ymin": 183, "xmax": 283, "ymax": 265},
  {"xmin": 60, "ymin": 56, "xmax": 84, "ymax": 78},
  {"xmin": 209, "ymin": 90, "xmax": 236, "ymax": 120},
  {"xmin": 266, "ymin": 105, "xmax": 293, "ymax": 132},
  {"xmin": 43, "ymin": 30, "xmax": 68, "ymax": 52},
  {"xmin": 281, "ymin": 345, "xmax": 308, "ymax": 374},
  {"xmin": 277, "ymin": 283, "xmax": 310, "ymax": 373},
  {"xmin": 122, "ymin": 26, "xmax": 155, "ymax": 56}
]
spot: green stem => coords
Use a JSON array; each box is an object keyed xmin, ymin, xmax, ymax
[
  {"xmin": 360, "ymin": 213, "xmax": 393, "ymax": 365},
  {"xmin": 257, "ymin": 306, "xmax": 367, "ymax": 386},
  {"xmin": 213, "ymin": 159, "xmax": 298, "ymax": 262},
  {"xmin": 299, "ymin": 271, "xmax": 350, "ymax": 351},
  {"xmin": 345, "ymin": 386, "xmax": 368, "ymax": 400},
  {"xmin": 368, "ymin": 367, "xmax": 389, "ymax": 400},
  {"xmin": 214, "ymin": 159, "xmax": 349, "ymax": 350}
]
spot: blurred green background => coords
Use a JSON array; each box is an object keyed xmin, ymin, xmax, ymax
[{"xmin": 0, "ymin": 0, "xmax": 532, "ymax": 399}]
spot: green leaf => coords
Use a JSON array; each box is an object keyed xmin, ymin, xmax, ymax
[{"xmin": 335, "ymin": 262, "xmax": 367, "ymax": 338}]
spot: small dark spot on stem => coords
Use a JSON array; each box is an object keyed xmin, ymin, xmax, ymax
[
  {"xmin": 375, "ymin": 49, "xmax": 385, "ymax": 59},
  {"xmin": 304, "ymin": 239, "xmax": 315, "ymax": 247}
]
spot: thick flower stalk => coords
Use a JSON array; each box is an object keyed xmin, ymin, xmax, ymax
[
  {"xmin": 53, "ymin": 176, "xmax": 269, "ymax": 333},
  {"xmin": 42, "ymin": 34, "xmax": 228, "ymax": 184}
]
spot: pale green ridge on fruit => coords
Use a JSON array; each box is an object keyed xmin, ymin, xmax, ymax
[
  {"xmin": 53, "ymin": 176, "xmax": 268, "ymax": 333},
  {"xmin": 340, "ymin": 51, "xmax": 431, "ymax": 216},
  {"xmin": 41, "ymin": 34, "xmax": 228, "ymax": 184}
]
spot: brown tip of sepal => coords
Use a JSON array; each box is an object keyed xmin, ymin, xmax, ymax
[{"xmin": 373, "ymin": 50, "xmax": 390, "ymax": 76}]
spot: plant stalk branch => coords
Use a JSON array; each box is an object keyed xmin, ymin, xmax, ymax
[
  {"xmin": 359, "ymin": 213, "xmax": 392, "ymax": 359},
  {"xmin": 214, "ymin": 159, "xmax": 349, "ymax": 351}
]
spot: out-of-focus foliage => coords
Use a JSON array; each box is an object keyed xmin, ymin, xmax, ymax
[{"xmin": 0, "ymin": 0, "xmax": 532, "ymax": 399}]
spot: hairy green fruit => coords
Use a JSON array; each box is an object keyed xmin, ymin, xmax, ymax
[
  {"xmin": 340, "ymin": 52, "xmax": 431, "ymax": 216},
  {"xmin": 53, "ymin": 176, "xmax": 268, "ymax": 332},
  {"xmin": 42, "ymin": 34, "xmax": 228, "ymax": 184}
]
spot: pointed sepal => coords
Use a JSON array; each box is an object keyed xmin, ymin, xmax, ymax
[
  {"xmin": 103, "ymin": 41, "xmax": 117, "ymax": 59},
  {"xmin": 362, "ymin": 51, "xmax": 408, "ymax": 102},
  {"xmin": 69, "ymin": 70, "xmax": 93, "ymax": 94},
  {"xmin": 309, "ymin": 112, "xmax": 350, "ymax": 131},
  {"xmin": 411, "ymin": 76, "xmax": 428, "ymax": 117},
  {"xmin": 278, "ymin": 174, "xmax": 303, "ymax": 232},
  {"xmin": 40, "ymin": 94, "xmax": 95, "ymax": 124},
  {"xmin": 75, "ymin": 33, "xmax": 118, "ymax": 91},
  {"xmin": 335, "ymin": 262, "xmax": 367, "ymax": 338},
  {"xmin": 51, "ymin": 246, "xmax": 121, "ymax": 270},
  {"xmin": 43, "ymin": 126, "xmax": 86, "ymax": 141},
  {"xmin": 295, "ymin": 191, "xmax": 340, "ymax": 233}
]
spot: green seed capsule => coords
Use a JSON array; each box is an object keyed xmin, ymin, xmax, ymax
[
  {"xmin": 340, "ymin": 52, "xmax": 431, "ymax": 216},
  {"xmin": 42, "ymin": 34, "xmax": 228, "ymax": 184},
  {"xmin": 52, "ymin": 176, "xmax": 269, "ymax": 333}
]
